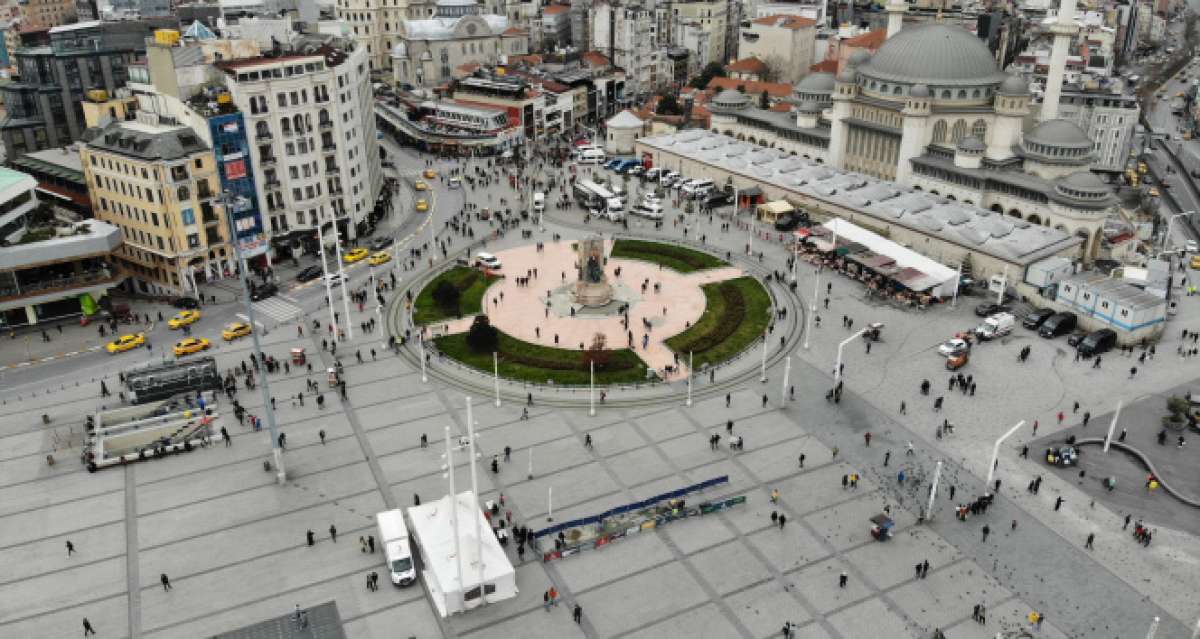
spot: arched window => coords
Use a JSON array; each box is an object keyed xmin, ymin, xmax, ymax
[
  {"xmin": 957, "ymin": 90, "xmax": 967, "ymax": 99},
  {"xmin": 972, "ymin": 119, "xmax": 987, "ymax": 140},
  {"xmin": 972, "ymin": 89, "xmax": 980, "ymax": 98},
  {"xmin": 256, "ymin": 121, "xmax": 269, "ymax": 136},
  {"xmin": 176, "ymin": 185, "xmax": 190, "ymax": 201},
  {"xmin": 941, "ymin": 90, "xmax": 952, "ymax": 99},
  {"xmin": 932, "ymin": 120, "xmax": 947, "ymax": 144},
  {"xmin": 893, "ymin": 86, "xmax": 902, "ymax": 95},
  {"xmin": 293, "ymin": 114, "xmax": 304, "ymax": 133},
  {"xmin": 951, "ymin": 119, "xmax": 967, "ymax": 143}
]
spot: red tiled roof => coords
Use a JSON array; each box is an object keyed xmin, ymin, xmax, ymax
[
  {"xmin": 843, "ymin": 29, "xmax": 886, "ymax": 49},
  {"xmin": 810, "ymin": 59, "xmax": 838, "ymax": 73},
  {"xmin": 750, "ymin": 14, "xmax": 817, "ymax": 29},
  {"xmin": 506, "ymin": 54, "xmax": 543, "ymax": 66},
  {"xmin": 769, "ymin": 102, "xmax": 792, "ymax": 112},
  {"xmin": 502, "ymin": 26, "xmax": 528, "ymax": 36},
  {"xmin": 707, "ymin": 76, "xmax": 792, "ymax": 98},
  {"xmin": 543, "ymin": 4, "xmax": 569, "ymax": 14},
  {"xmin": 581, "ymin": 51, "xmax": 610, "ymax": 68},
  {"xmin": 726, "ymin": 56, "xmax": 768, "ymax": 74}
]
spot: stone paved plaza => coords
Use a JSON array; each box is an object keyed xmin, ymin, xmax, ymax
[{"xmin": 1, "ymin": 145, "xmax": 1198, "ymax": 638}]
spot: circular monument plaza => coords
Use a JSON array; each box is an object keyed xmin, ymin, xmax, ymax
[{"xmin": 406, "ymin": 235, "xmax": 779, "ymax": 391}]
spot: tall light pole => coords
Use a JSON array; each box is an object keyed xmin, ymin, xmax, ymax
[
  {"xmin": 1104, "ymin": 400, "xmax": 1123, "ymax": 453},
  {"xmin": 327, "ymin": 213, "xmax": 354, "ymax": 339},
  {"xmin": 985, "ymin": 420, "xmax": 1025, "ymax": 497},
  {"xmin": 315, "ymin": 218, "xmax": 338, "ymax": 336},
  {"xmin": 685, "ymin": 351, "xmax": 693, "ymax": 407},
  {"xmin": 781, "ymin": 354, "xmax": 791, "ymax": 403},
  {"xmin": 924, "ymin": 460, "xmax": 943, "ymax": 521},
  {"xmin": 465, "ymin": 398, "xmax": 486, "ymax": 608},
  {"xmin": 759, "ymin": 331, "xmax": 768, "ymax": 382},
  {"xmin": 441, "ymin": 425, "xmax": 465, "ymax": 611},
  {"xmin": 834, "ymin": 327, "xmax": 868, "ymax": 383},
  {"xmin": 804, "ymin": 271, "xmax": 819, "ymax": 350},
  {"xmin": 222, "ymin": 192, "xmax": 285, "ymax": 484},
  {"xmin": 492, "ymin": 352, "xmax": 501, "ymax": 407},
  {"xmin": 589, "ymin": 360, "xmax": 596, "ymax": 416}
]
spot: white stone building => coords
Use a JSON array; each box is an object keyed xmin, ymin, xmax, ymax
[
  {"xmin": 604, "ymin": 109, "xmax": 644, "ymax": 154},
  {"xmin": 217, "ymin": 44, "xmax": 382, "ymax": 242},
  {"xmin": 390, "ymin": 0, "xmax": 529, "ymax": 89},
  {"xmin": 738, "ymin": 14, "xmax": 816, "ymax": 84}
]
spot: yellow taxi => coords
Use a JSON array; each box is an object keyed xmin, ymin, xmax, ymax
[
  {"xmin": 423, "ymin": 168, "xmax": 436, "ymax": 179},
  {"xmin": 343, "ymin": 247, "xmax": 370, "ymax": 263},
  {"xmin": 106, "ymin": 333, "xmax": 145, "ymax": 354},
  {"xmin": 415, "ymin": 199, "xmax": 429, "ymax": 212},
  {"xmin": 222, "ymin": 322, "xmax": 252, "ymax": 341},
  {"xmin": 368, "ymin": 251, "xmax": 392, "ymax": 266},
  {"xmin": 1191, "ymin": 255, "xmax": 1200, "ymax": 270},
  {"xmin": 414, "ymin": 180, "xmax": 428, "ymax": 191},
  {"xmin": 167, "ymin": 310, "xmax": 201, "ymax": 329},
  {"xmin": 173, "ymin": 337, "xmax": 211, "ymax": 357}
]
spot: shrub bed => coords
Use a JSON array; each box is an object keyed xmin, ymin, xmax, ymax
[
  {"xmin": 609, "ymin": 239, "xmax": 727, "ymax": 273},
  {"xmin": 666, "ymin": 277, "xmax": 771, "ymax": 368},
  {"xmin": 412, "ymin": 266, "xmax": 498, "ymax": 324},
  {"xmin": 435, "ymin": 330, "xmax": 647, "ymax": 385}
]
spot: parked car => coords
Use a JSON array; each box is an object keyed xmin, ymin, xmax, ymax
[
  {"xmin": 296, "ymin": 265, "xmax": 323, "ymax": 282},
  {"xmin": 703, "ymin": 191, "xmax": 733, "ymax": 209},
  {"xmin": 168, "ymin": 310, "xmax": 201, "ymax": 329},
  {"xmin": 325, "ymin": 272, "xmax": 344, "ymax": 285},
  {"xmin": 171, "ymin": 297, "xmax": 200, "ymax": 309},
  {"xmin": 634, "ymin": 203, "xmax": 664, "ymax": 219},
  {"xmin": 475, "ymin": 252, "xmax": 502, "ymax": 270},
  {"xmin": 1079, "ymin": 330, "xmax": 1118, "ymax": 356},
  {"xmin": 250, "ymin": 282, "xmax": 278, "ymax": 301},
  {"xmin": 937, "ymin": 338, "xmax": 971, "ymax": 357},
  {"xmin": 1022, "ymin": 308, "xmax": 1055, "ymax": 329},
  {"xmin": 1039, "ymin": 312, "xmax": 1078, "ymax": 338},
  {"xmin": 370, "ymin": 236, "xmax": 395, "ymax": 251},
  {"xmin": 774, "ymin": 213, "xmax": 800, "ymax": 232},
  {"xmin": 975, "ymin": 312, "xmax": 1015, "ymax": 340},
  {"xmin": 974, "ymin": 302, "xmax": 1011, "ymax": 317}
]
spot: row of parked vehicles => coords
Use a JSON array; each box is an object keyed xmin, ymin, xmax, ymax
[{"xmin": 972, "ymin": 302, "xmax": 1118, "ymax": 357}]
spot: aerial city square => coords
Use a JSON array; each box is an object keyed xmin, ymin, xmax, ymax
[{"xmin": 0, "ymin": 0, "xmax": 1199, "ymax": 636}]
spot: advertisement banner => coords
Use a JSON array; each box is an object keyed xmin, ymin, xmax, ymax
[
  {"xmin": 225, "ymin": 158, "xmax": 248, "ymax": 180},
  {"xmin": 594, "ymin": 535, "xmax": 610, "ymax": 549}
]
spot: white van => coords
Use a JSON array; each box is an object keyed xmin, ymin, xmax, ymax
[
  {"xmin": 975, "ymin": 312, "xmax": 1015, "ymax": 341},
  {"xmin": 577, "ymin": 148, "xmax": 606, "ymax": 164},
  {"xmin": 475, "ymin": 252, "xmax": 502, "ymax": 270},
  {"xmin": 634, "ymin": 202, "xmax": 664, "ymax": 219},
  {"xmin": 377, "ymin": 510, "xmax": 416, "ymax": 586},
  {"xmin": 681, "ymin": 178, "xmax": 714, "ymax": 198},
  {"xmin": 533, "ymin": 192, "xmax": 545, "ymax": 212}
]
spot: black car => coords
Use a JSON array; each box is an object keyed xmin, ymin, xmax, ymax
[
  {"xmin": 370, "ymin": 237, "xmax": 395, "ymax": 251},
  {"xmin": 1066, "ymin": 332, "xmax": 1087, "ymax": 348},
  {"xmin": 702, "ymin": 192, "xmax": 733, "ymax": 209},
  {"xmin": 974, "ymin": 303, "xmax": 1012, "ymax": 318},
  {"xmin": 774, "ymin": 213, "xmax": 800, "ymax": 231},
  {"xmin": 250, "ymin": 282, "xmax": 278, "ymax": 301},
  {"xmin": 1077, "ymin": 329, "xmax": 1118, "ymax": 357},
  {"xmin": 1022, "ymin": 308, "xmax": 1055, "ymax": 329},
  {"xmin": 171, "ymin": 297, "xmax": 200, "ymax": 309},
  {"xmin": 1039, "ymin": 312, "xmax": 1078, "ymax": 338},
  {"xmin": 296, "ymin": 266, "xmax": 323, "ymax": 282}
]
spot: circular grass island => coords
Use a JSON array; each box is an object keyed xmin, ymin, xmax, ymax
[{"xmin": 409, "ymin": 238, "xmax": 772, "ymax": 387}]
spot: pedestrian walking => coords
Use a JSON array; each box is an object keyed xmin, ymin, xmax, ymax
[
  {"xmin": 981, "ymin": 525, "xmax": 990, "ymax": 542},
  {"xmin": 66, "ymin": 540, "xmax": 75, "ymax": 555},
  {"xmin": 584, "ymin": 433, "xmax": 593, "ymax": 449},
  {"xmin": 1123, "ymin": 514, "xmax": 1131, "ymax": 530},
  {"xmin": 319, "ymin": 429, "xmax": 326, "ymax": 445},
  {"xmin": 1085, "ymin": 533, "xmax": 1095, "ymax": 549},
  {"xmin": 366, "ymin": 572, "xmax": 375, "ymax": 591},
  {"xmin": 864, "ymin": 432, "xmax": 872, "ymax": 446},
  {"xmin": 900, "ymin": 401, "xmax": 906, "ymax": 415},
  {"xmin": 839, "ymin": 572, "xmax": 848, "ymax": 588},
  {"xmin": 359, "ymin": 536, "xmax": 367, "ymax": 553},
  {"xmin": 921, "ymin": 559, "xmax": 929, "ymax": 578},
  {"xmin": 778, "ymin": 513, "xmax": 787, "ymax": 529},
  {"xmin": 1054, "ymin": 496, "xmax": 1064, "ymax": 511},
  {"xmin": 306, "ymin": 529, "xmax": 315, "ymax": 546},
  {"xmin": 160, "ymin": 573, "xmax": 172, "ymax": 591},
  {"xmin": 329, "ymin": 524, "xmax": 338, "ymax": 542},
  {"xmin": 543, "ymin": 591, "xmax": 551, "ymax": 611},
  {"xmin": 83, "ymin": 618, "xmax": 96, "ymax": 636},
  {"xmin": 905, "ymin": 441, "xmax": 914, "ymax": 456},
  {"xmin": 883, "ymin": 450, "xmax": 891, "ymax": 466},
  {"xmin": 573, "ymin": 604, "xmax": 583, "ymax": 624}
]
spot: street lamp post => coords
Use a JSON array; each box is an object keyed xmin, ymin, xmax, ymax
[
  {"xmin": 441, "ymin": 425, "xmax": 465, "ymax": 611},
  {"xmin": 1162, "ymin": 211, "xmax": 1194, "ymax": 253},
  {"xmin": 985, "ymin": 420, "xmax": 1025, "ymax": 497},
  {"xmin": 759, "ymin": 332, "xmax": 768, "ymax": 382},
  {"xmin": 222, "ymin": 191, "xmax": 285, "ymax": 484},
  {"xmin": 1104, "ymin": 400, "xmax": 1123, "ymax": 453},
  {"xmin": 464, "ymin": 398, "xmax": 485, "ymax": 608},
  {"xmin": 924, "ymin": 460, "xmax": 943, "ymax": 521},
  {"xmin": 327, "ymin": 215, "xmax": 354, "ymax": 340},
  {"xmin": 686, "ymin": 351, "xmax": 693, "ymax": 407},
  {"xmin": 781, "ymin": 354, "xmax": 791, "ymax": 403},
  {"xmin": 834, "ymin": 328, "xmax": 868, "ymax": 383},
  {"xmin": 492, "ymin": 352, "xmax": 501, "ymax": 407},
  {"xmin": 315, "ymin": 219, "xmax": 339, "ymax": 336}
]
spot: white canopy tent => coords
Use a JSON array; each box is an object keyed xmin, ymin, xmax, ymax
[
  {"xmin": 820, "ymin": 218, "xmax": 959, "ymax": 297},
  {"xmin": 408, "ymin": 491, "xmax": 517, "ymax": 617}
]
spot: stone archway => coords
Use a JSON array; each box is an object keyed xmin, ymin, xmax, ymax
[
  {"xmin": 1027, "ymin": 213, "xmax": 1042, "ymax": 225},
  {"xmin": 946, "ymin": 194, "xmax": 957, "ymax": 201},
  {"xmin": 913, "ymin": 185, "xmax": 922, "ymax": 191},
  {"xmin": 963, "ymin": 200, "xmax": 974, "ymax": 205},
  {"xmin": 990, "ymin": 204, "xmax": 1004, "ymax": 214},
  {"xmin": 930, "ymin": 190, "xmax": 940, "ymax": 196},
  {"xmin": 737, "ymin": 134, "xmax": 746, "ymax": 141},
  {"xmin": 1007, "ymin": 208, "xmax": 1022, "ymax": 218}
]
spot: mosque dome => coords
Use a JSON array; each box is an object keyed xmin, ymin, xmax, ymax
[
  {"xmin": 858, "ymin": 23, "xmax": 1007, "ymax": 86},
  {"xmin": 711, "ymin": 89, "xmax": 751, "ymax": 111},
  {"xmin": 999, "ymin": 74, "xmax": 1030, "ymax": 96}
]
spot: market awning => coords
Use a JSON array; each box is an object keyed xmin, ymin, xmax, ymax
[{"xmin": 740, "ymin": 186, "xmax": 763, "ymax": 198}]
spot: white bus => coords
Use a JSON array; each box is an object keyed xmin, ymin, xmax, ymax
[
  {"xmin": 574, "ymin": 179, "xmax": 622, "ymax": 213},
  {"xmin": 576, "ymin": 148, "xmax": 606, "ymax": 164}
]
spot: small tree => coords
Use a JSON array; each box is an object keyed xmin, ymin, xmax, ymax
[
  {"xmin": 432, "ymin": 280, "xmax": 461, "ymax": 317},
  {"xmin": 1163, "ymin": 395, "xmax": 1191, "ymax": 430},
  {"xmin": 689, "ymin": 61, "xmax": 727, "ymax": 89},
  {"xmin": 466, "ymin": 315, "xmax": 499, "ymax": 353},
  {"xmin": 657, "ymin": 93, "xmax": 683, "ymax": 115},
  {"xmin": 582, "ymin": 332, "xmax": 610, "ymax": 369}
]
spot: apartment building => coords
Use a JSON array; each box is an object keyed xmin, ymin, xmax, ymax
[
  {"xmin": 18, "ymin": 0, "xmax": 75, "ymax": 29},
  {"xmin": 1056, "ymin": 88, "xmax": 1140, "ymax": 173},
  {"xmin": 739, "ymin": 14, "xmax": 816, "ymax": 83},
  {"xmin": 80, "ymin": 116, "xmax": 233, "ymax": 296},
  {"xmin": 592, "ymin": 2, "xmax": 669, "ymax": 99},
  {"xmin": 672, "ymin": 0, "xmax": 728, "ymax": 71},
  {"xmin": 0, "ymin": 20, "xmax": 163, "ymax": 159},
  {"xmin": 217, "ymin": 44, "xmax": 382, "ymax": 242}
]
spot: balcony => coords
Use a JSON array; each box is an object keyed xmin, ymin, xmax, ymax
[
  {"xmin": 322, "ymin": 143, "xmax": 337, "ymax": 153},
  {"xmin": 260, "ymin": 155, "xmax": 277, "ymax": 168},
  {"xmin": 0, "ymin": 268, "xmax": 119, "ymax": 304},
  {"xmin": 264, "ymin": 179, "xmax": 281, "ymax": 190},
  {"xmin": 255, "ymin": 131, "xmax": 273, "ymax": 141},
  {"xmin": 319, "ymin": 120, "xmax": 334, "ymax": 131}
]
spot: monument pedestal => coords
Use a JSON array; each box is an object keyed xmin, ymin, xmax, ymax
[{"xmin": 574, "ymin": 280, "xmax": 613, "ymax": 307}]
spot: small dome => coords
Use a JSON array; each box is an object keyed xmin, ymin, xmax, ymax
[
  {"xmin": 1053, "ymin": 170, "xmax": 1115, "ymax": 208},
  {"xmin": 1058, "ymin": 170, "xmax": 1108, "ymax": 193},
  {"xmin": 1025, "ymin": 119, "xmax": 1091, "ymax": 149},
  {"xmin": 957, "ymin": 136, "xmax": 985, "ymax": 152},
  {"xmin": 711, "ymin": 88, "xmax": 751, "ymax": 110},
  {"xmin": 836, "ymin": 66, "xmax": 857, "ymax": 84},
  {"xmin": 999, "ymin": 74, "xmax": 1029, "ymax": 96},
  {"xmin": 848, "ymin": 49, "xmax": 871, "ymax": 67},
  {"xmin": 909, "ymin": 83, "xmax": 930, "ymax": 98},
  {"xmin": 795, "ymin": 72, "xmax": 835, "ymax": 95}
]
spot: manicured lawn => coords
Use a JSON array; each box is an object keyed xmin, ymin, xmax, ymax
[
  {"xmin": 412, "ymin": 266, "xmax": 499, "ymax": 325},
  {"xmin": 665, "ymin": 277, "xmax": 772, "ymax": 369},
  {"xmin": 435, "ymin": 330, "xmax": 648, "ymax": 385},
  {"xmin": 609, "ymin": 239, "xmax": 727, "ymax": 273}
]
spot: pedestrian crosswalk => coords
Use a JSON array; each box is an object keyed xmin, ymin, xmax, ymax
[{"xmin": 241, "ymin": 296, "xmax": 303, "ymax": 325}]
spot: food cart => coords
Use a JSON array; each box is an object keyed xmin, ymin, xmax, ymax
[
  {"xmin": 291, "ymin": 347, "xmax": 306, "ymax": 365},
  {"xmin": 327, "ymin": 367, "xmax": 340, "ymax": 387},
  {"xmin": 1045, "ymin": 445, "xmax": 1079, "ymax": 466}
]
